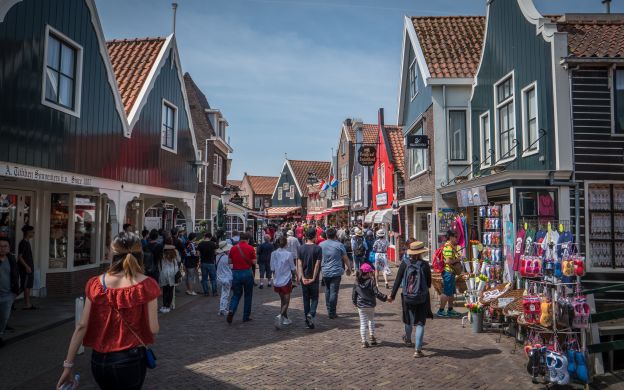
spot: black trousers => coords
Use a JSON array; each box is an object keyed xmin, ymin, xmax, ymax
[
  {"xmin": 91, "ymin": 347, "xmax": 147, "ymax": 390},
  {"xmin": 162, "ymin": 285, "xmax": 174, "ymax": 308}
]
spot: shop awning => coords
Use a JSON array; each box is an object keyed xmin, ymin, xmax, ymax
[
  {"xmin": 373, "ymin": 209, "xmax": 393, "ymax": 223},
  {"xmin": 265, "ymin": 206, "xmax": 301, "ymax": 217},
  {"xmin": 364, "ymin": 211, "xmax": 378, "ymax": 223}
]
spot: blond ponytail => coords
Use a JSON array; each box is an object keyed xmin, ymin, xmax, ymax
[
  {"xmin": 108, "ymin": 231, "xmax": 145, "ymax": 278},
  {"xmin": 122, "ymin": 253, "xmax": 143, "ymax": 279}
]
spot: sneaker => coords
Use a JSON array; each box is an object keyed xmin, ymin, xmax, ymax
[
  {"xmin": 362, "ymin": 341, "xmax": 370, "ymax": 348},
  {"xmin": 163, "ymin": 307, "xmax": 171, "ymax": 313},
  {"xmin": 159, "ymin": 306, "xmax": 167, "ymax": 313},
  {"xmin": 414, "ymin": 350, "xmax": 424, "ymax": 358},
  {"xmin": 328, "ymin": 313, "xmax": 338, "ymax": 319},
  {"xmin": 242, "ymin": 318, "xmax": 253, "ymax": 323},
  {"xmin": 282, "ymin": 317, "xmax": 293, "ymax": 326},
  {"xmin": 402, "ymin": 335, "xmax": 414, "ymax": 347},
  {"xmin": 190, "ymin": 291, "xmax": 198, "ymax": 296},
  {"xmin": 436, "ymin": 309, "xmax": 448, "ymax": 317},
  {"xmin": 259, "ymin": 285, "xmax": 264, "ymax": 289},
  {"xmin": 446, "ymin": 309, "xmax": 461, "ymax": 317},
  {"xmin": 226, "ymin": 311, "xmax": 234, "ymax": 324},
  {"xmin": 305, "ymin": 314, "xmax": 315, "ymax": 329},
  {"xmin": 370, "ymin": 336, "xmax": 378, "ymax": 346},
  {"xmin": 275, "ymin": 315, "xmax": 283, "ymax": 329}
]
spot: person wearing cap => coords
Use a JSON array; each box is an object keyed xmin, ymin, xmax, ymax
[
  {"xmin": 352, "ymin": 263, "xmax": 388, "ymax": 348},
  {"xmin": 351, "ymin": 228, "xmax": 368, "ymax": 273},
  {"xmin": 215, "ymin": 241, "xmax": 233, "ymax": 315},
  {"xmin": 372, "ymin": 229, "xmax": 391, "ymax": 289},
  {"xmin": 388, "ymin": 241, "xmax": 432, "ymax": 358}
]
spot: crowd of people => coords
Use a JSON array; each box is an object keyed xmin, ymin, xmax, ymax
[{"xmin": 52, "ymin": 220, "xmax": 464, "ymax": 389}]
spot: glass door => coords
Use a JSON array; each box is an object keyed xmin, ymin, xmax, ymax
[{"xmin": 0, "ymin": 191, "xmax": 33, "ymax": 254}]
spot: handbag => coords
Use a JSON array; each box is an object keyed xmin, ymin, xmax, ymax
[{"xmin": 102, "ymin": 275, "xmax": 157, "ymax": 369}]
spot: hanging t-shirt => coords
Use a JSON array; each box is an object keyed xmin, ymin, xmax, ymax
[
  {"xmin": 557, "ymin": 231, "xmax": 575, "ymax": 258},
  {"xmin": 534, "ymin": 230, "xmax": 547, "ymax": 257},
  {"xmin": 538, "ymin": 194, "xmax": 555, "ymax": 218},
  {"xmin": 513, "ymin": 228, "xmax": 526, "ymax": 271},
  {"xmin": 455, "ymin": 216, "xmax": 466, "ymax": 249},
  {"xmin": 523, "ymin": 228, "xmax": 536, "ymax": 255},
  {"xmin": 540, "ymin": 230, "xmax": 560, "ymax": 260}
]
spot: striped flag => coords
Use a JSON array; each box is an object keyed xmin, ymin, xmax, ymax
[
  {"xmin": 329, "ymin": 175, "xmax": 338, "ymax": 188},
  {"xmin": 319, "ymin": 179, "xmax": 328, "ymax": 191}
]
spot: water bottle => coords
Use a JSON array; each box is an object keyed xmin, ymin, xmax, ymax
[{"xmin": 59, "ymin": 374, "xmax": 80, "ymax": 390}]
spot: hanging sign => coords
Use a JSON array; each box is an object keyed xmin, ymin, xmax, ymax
[
  {"xmin": 376, "ymin": 192, "xmax": 388, "ymax": 206},
  {"xmin": 456, "ymin": 186, "xmax": 488, "ymax": 208},
  {"xmin": 406, "ymin": 134, "xmax": 429, "ymax": 149},
  {"xmin": 358, "ymin": 146, "xmax": 376, "ymax": 166}
]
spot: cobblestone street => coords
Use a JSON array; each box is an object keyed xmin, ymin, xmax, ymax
[{"xmin": 3, "ymin": 272, "xmax": 539, "ymax": 389}]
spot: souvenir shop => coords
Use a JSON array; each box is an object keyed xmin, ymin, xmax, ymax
[{"xmin": 436, "ymin": 186, "xmax": 591, "ymax": 386}]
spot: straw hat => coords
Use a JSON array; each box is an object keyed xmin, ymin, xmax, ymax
[
  {"xmin": 216, "ymin": 240, "xmax": 232, "ymax": 254},
  {"xmin": 354, "ymin": 228, "xmax": 364, "ymax": 237},
  {"xmin": 376, "ymin": 229, "xmax": 386, "ymax": 238},
  {"xmin": 407, "ymin": 241, "xmax": 428, "ymax": 256}
]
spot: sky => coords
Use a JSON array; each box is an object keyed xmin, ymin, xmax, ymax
[{"xmin": 94, "ymin": 0, "xmax": 623, "ymax": 180}]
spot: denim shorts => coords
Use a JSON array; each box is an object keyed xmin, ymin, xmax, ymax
[{"xmin": 442, "ymin": 271, "xmax": 456, "ymax": 297}]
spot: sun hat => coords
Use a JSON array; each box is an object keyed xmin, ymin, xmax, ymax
[
  {"xmin": 376, "ymin": 229, "xmax": 386, "ymax": 238},
  {"xmin": 287, "ymin": 230, "xmax": 294, "ymax": 236},
  {"xmin": 354, "ymin": 228, "xmax": 364, "ymax": 237},
  {"xmin": 216, "ymin": 240, "xmax": 232, "ymax": 254},
  {"xmin": 407, "ymin": 241, "xmax": 428, "ymax": 256},
  {"xmin": 360, "ymin": 263, "xmax": 374, "ymax": 273}
]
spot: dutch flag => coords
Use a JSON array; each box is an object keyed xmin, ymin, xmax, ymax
[
  {"xmin": 329, "ymin": 175, "xmax": 338, "ymax": 188},
  {"xmin": 319, "ymin": 179, "xmax": 329, "ymax": 191}
]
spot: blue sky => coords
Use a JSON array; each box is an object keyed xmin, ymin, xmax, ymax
[{"xmin": 95, "ymin": 0, "xmax": 622, "ymax": 180}]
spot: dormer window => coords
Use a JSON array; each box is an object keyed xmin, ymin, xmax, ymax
[{"xmin": 218, "ymin": 120, "xmax": 226, "ymax": 140}]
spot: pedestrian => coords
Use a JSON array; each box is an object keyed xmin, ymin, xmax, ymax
[
  {"xmin": 122, "ymin": 223, "xmax": 133, "ymax": 233},
  {"xmin": 231, "ymin": 230, "xmax": 241, "ymax": 245},
  {"xmin": 216, "ymin": 241, "xmax": 233, "ymax": 315},
  {"xmin": 159, "ymin": 239, "xmax": 180, "ymax": 313},
  {"xmin": 226, "ymin": 233, "xmax": 256, "ymax": 323},
  {"xmin": 285, "ymin": 230, "xmax": 301, "ymax": 265},
  {"xmin": 317, "ymin": 231, "xmax": 327, "ymax": 245},
  {"xmin": 56, "ymin": 232, "xmax": 160, "ymax": 390},
  {"xmin": 271, "ymin": 236, "xmax": 297, "ymax": 328},
  {"xmin": 352, "ymin": 263, "xmax": 388, "ymax": 348},
  {"xmin": 388, "ymin": 241, "xmax": 432, "ymax": 358},
  {"xmin": 0, "ymin": 238, "xmax": 19, "ymax": 348},
  {"xmin": 372, "ymin": 230, "xmax": 391, "ymax": 289},
  {"xmin": 297, "ymin": 227, "xmax": 322, "ymax": 329},
  {"xmin": 144, "ymin": 230, "xmax": 163, "ymax": 282},
  {"xmin": 256, "ymin": 234, "xmax": 275, "ymax": 289},
  {"xmin": 17, "ymin": 225, "xmax": 36, "ymax": 310},
  {"xmin": 140, "ymin": 229, "xmax": 149, "ymax": 250},
  {"xmin": 438, "ymin": 230, "xmax": 462, "ymax": 317},
  {"xmin": 351, "ymin": 228, "xmax": 368, "ymax": 273},
  {"xmin": 295, "ymin": 222, "xmax": 304, "ymax": 244},
  {"xmin": 197, "ymin": 233, "xmax": 218, "ymax": 297},
  {"xmin": 319, "ymin": 227, "xmax": 352, "ymax": 319},
  {"xmin": 183, "ymin": 232, "xmax": 199, "ymax": 295}
]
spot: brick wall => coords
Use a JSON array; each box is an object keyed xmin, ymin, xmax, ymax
[{"xmin": 403, "ymin": 105, "xmax": 435, "ymax": 199}]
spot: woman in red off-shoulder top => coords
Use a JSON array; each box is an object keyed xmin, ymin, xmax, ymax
[{"xmin": 56, "ymin": 232, "xmax": 160, "ymax": 390}]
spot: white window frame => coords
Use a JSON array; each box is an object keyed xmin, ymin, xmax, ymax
[
  {"xmin": 521, "ymin": 81, "xmax": 539, "ymax": 157},
  {"xmin": 277, "ymin": 188, "xmax": 283, "ymax": 201},
  {"xmin": 447, "ymin": 108, "xmax": 469, "ymax": 164},
  {"xmin": 161, "ymin": 99, "xmax": 178, "ymax": 153},
  {"xmin": 377, "ymin": 165, "xmax": 381, "ymax": 192},
  {"xmin": 381, "ymin": 163, "xmax": 386, "ymax": 191},
  {"xmin": 479, "ymin": 111, "xmax": 491, "ymax": 169},
  {"xmin": 213, "ymin": 155, "xmax": 223, "ymax": 185},
  {"xmin": 493, "ymin": 70, "xmax": 516, "ymax": 164},
  {"xmin": 408, "ymin": 123, "xmax": 428, "ymax": 178},
  {"xmin": 408, "ymin": 57, "xmax": 418, "ymax": 101},
  {"xmin": 41, "ymin": 25, "xmax": 84, "ymax": 117}
]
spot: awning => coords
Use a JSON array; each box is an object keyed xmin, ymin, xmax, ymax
[
  {"xmin": 265, "ymin": 206, "xmax": 301, "ymax": 217},
  {"xmin": 373, "ymin": 209, "xmax": 393, "ymax": 224},
  {"xmin": 364, "ymin": 211, "xmax": 378, "ymax": 223}
]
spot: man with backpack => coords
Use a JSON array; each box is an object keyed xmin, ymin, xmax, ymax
[
  {"xmin": 435, "ymin": 230, "xmax": 463, "ymax": 317},
  {"xmin": 351, "ymin": 228, "xmax": 368, "ymax": 273},
  {"xmin": 388, "ymin": 241, "xmax": 432, "ymax": 358}
]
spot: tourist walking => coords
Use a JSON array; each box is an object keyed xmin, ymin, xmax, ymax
[
  {"xmin": 143, "ymin": 230, "xmax": 163, "ymax": 282},
  {"xmin": 183, "ymin": 233, "xmax": 199, "ymax": 295},
  {"xmin": 438, "ymin": 230, "xmax": 462, "ymax": 317},
  {"xmin": 17, "ymin": 225, "xmax": 36, "ymax": 309},
  {"xmin": 159, "ymin": 239, "xmax": 180, "ymax": 313},
  {"xmin": 372, "ymin": 230, "xmax": 391, "ymax": 289},
  {"xmin": 389, "ymin": 241, "xmax": 433, "ymax": 358},
  {"xmin": 297, "ymin": 227, "xmax": 322, "ymax": 329},
  {"xmin": 216, "ymin": 241, "xmax": 233, "ymax": 315},
  {"xmin": 285, "ymin": 230, "xmax": 301, "ymax": 264},
  {"xmin": 256, "ymin": 234, "xmax": 275, "ymax": 289},
  {"xmin": 0, "ymin": 238, "xmax": 19, "ymax": 348},
  {"xmin": 56, "ymin": 232, "xmax": 160, "ymax": 390},
  {"xmin": 351, "ymin": 228, "xmax": 368, "ymax": 273},
  {"xmin": 319, "ymin": 228, "xmax": 352, "ymax": 319},
  {"xmin": 226, "ymin": 233, "xmax": 256, "ymax": 323},
  {"xmin": 271, "ymin": 236, "xmax": 296, "ymax": 328},
  {"xmin": 352, "ymin": 263, "xmax": 387, "ymax": 348},
  {"xmin": 197, "ymin": 233, "xmax": 218, "ymax": 297}
]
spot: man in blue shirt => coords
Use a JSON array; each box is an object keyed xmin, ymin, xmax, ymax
[{"xmin": 319, "ymin": 228, "xmax": 352, "ymax": 319}]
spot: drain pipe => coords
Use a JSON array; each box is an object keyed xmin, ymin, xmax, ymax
[{"xmin": 549, "ymin": 171, "xmax": 580, "ymax": 246}]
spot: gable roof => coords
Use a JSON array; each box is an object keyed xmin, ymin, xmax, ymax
[
  {"xmin": 385, "ymin": 126, "xmax": 405, "ymax": 173},
  {"xmin": 359, "ymin": 124, "xmax": 384, "ymax": 144},
  {"xmin": 248, "ymin": 175, "xmax": 279, "ymax": 196},
  {"xmin": 556, "ymin": 14, "xmax": 624, "ymax": 59},
  {"xmin": 184, "ymin": 72, "xmax": 216, "ymax": 137},
  {"xmin": 227, "ymin": 179, "xmax": 242, "ymax": 188},
  {"xmin": 412, "ymin": 16, "xmax": 486, "ymax": 79},
  {"xmin": 287, "ymin": 160, "xmax": 331, "ymax": 197}
]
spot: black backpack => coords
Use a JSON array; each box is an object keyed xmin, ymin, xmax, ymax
[
  {"xmin": 402, "ymin": 259, "xmax": 427, "ymax": 305},
  {"xmin": 353, "ymin": 236, "xmax": 366, "ymax": 257}
]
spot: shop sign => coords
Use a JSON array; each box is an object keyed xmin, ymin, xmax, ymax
[
  {"xmin": 406, "ymin": 134, "xmax": 429, "ymax": 149},
  {"xmin": 376, "ymin": 192, "xmax": 388, "ymax": 206},
  {"xmin": 2, "ymin": 164, "xmax": 93, "ymax": 187},
  {"xmin": 144, "ymin": 217, "xmax": 161, "ymax": 230},
  {"xmin": 456, "ymin": 186, "xmax": 488, "ymax": 208},
  {"xmin": 358, "ymin": 146, "xmax": 376, "ymax": 166},
  {"xmin": 332, "ymin": 199, "xmax": 349, "ymax": 208},
  {"xmin": 306, "ymin": 173, "xmax": 318, "ymax": 184}
]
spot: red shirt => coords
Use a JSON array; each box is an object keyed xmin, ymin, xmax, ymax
[
  {"xmin": 229, "ymin": 241, "xmax": 257, "ymax": 270},
  {"xmin": 83, "ymin": 276, "xmax": 160, "ymax": 353},
  {"xmin": 295, "ymin": 225, "xmax": 304, "ymax": 239}
]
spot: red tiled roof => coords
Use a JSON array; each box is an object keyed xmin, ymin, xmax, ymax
[
  {"xmin": 227, "ymin": 179, "xmax": 242, "ymax": 188},
  {"xmin": 288, "ymin": 160, "xmax": 331, "ymax": 197},
  {"xmin": 355, "ymin": 124, "xmax": 381, "ymax": 145},
  {"xmin": 386, "ymin": 126, "xmax": 405, "ymax": 173},
  {"xmin": 248, "ymin": 175, "xmax": 279, "ymax": 196},
  {"xmin": 412, "ymin": 16, "xmax": 485, "ymax": 78},
  {"xmin": 557, "ymin": 14, "xmax": 624, "ymax": 58},
  {"xmin": 106, "ymin": 37, "xmax": 166, "ymax": 114}
]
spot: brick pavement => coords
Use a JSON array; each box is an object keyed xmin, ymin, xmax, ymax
[{"xmin": 2, "ymin": 271, "xmax": 552, "ymax": 390}]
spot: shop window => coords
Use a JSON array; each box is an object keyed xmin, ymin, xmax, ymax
[
  {"xmin": 615, "ymin": 69, "xmax": 624, "ymax": 134},
  {"xmin": 226, "ymin": 215, "xmax": 244, "ymax": 238},
  {"xmin": 587, "ymin": 184, "xmax": 624, "ymax": 269},
  {"xmin": 74, "ymin": 195, "xmax": 98, "ymax": 267},
  {"xmin": 43, "ymin": 26, "xmax": 82, "ymax": 116},
  {"xmin": 495, "ymin": 73, "xmax": 516, "ymax": 162},
  {"xmin": 448, "ymin": 110, "xmax": 467, "ymax": 162},
  {"xmin": 161, "ymin": 101, "xmax": 177, "ymax": 151},
  {"xmin": 516, "ymin": 190, "xmax": 557, "ymax": 222},
  {"xmin": 49, "ymin": 193, "xmax": 70, "ymax": 269}
]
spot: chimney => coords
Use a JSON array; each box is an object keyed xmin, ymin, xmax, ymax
[
  {"xmin": 344, "ymin": 118, "xmax": 352, "ymax": 127},
  {"xmin": 172, "ymin": 3, "xmax": 178, "ymax": 35},
  {"xmin": 603, "ymin": 0, "xmax": 611, "ymax": 14}
]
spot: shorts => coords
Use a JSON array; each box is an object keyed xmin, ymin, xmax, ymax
[
  {"xmin": 19, "ymin": 271, "xmax": 34, "ymax": 289},
  {"xmin": 442, "ymin": 270, "xmax": 456, "ymax": 297},
  {"xmin": 374, "ymin": 253, "xmax": 387, "ymax": 271},
  {"xmin": 259, "ymin": 263, "xmax": 272, "ymax": 279},
  {"xmin": 274, "ymin": 281, "xmax": 292, "ymax": 295}
]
